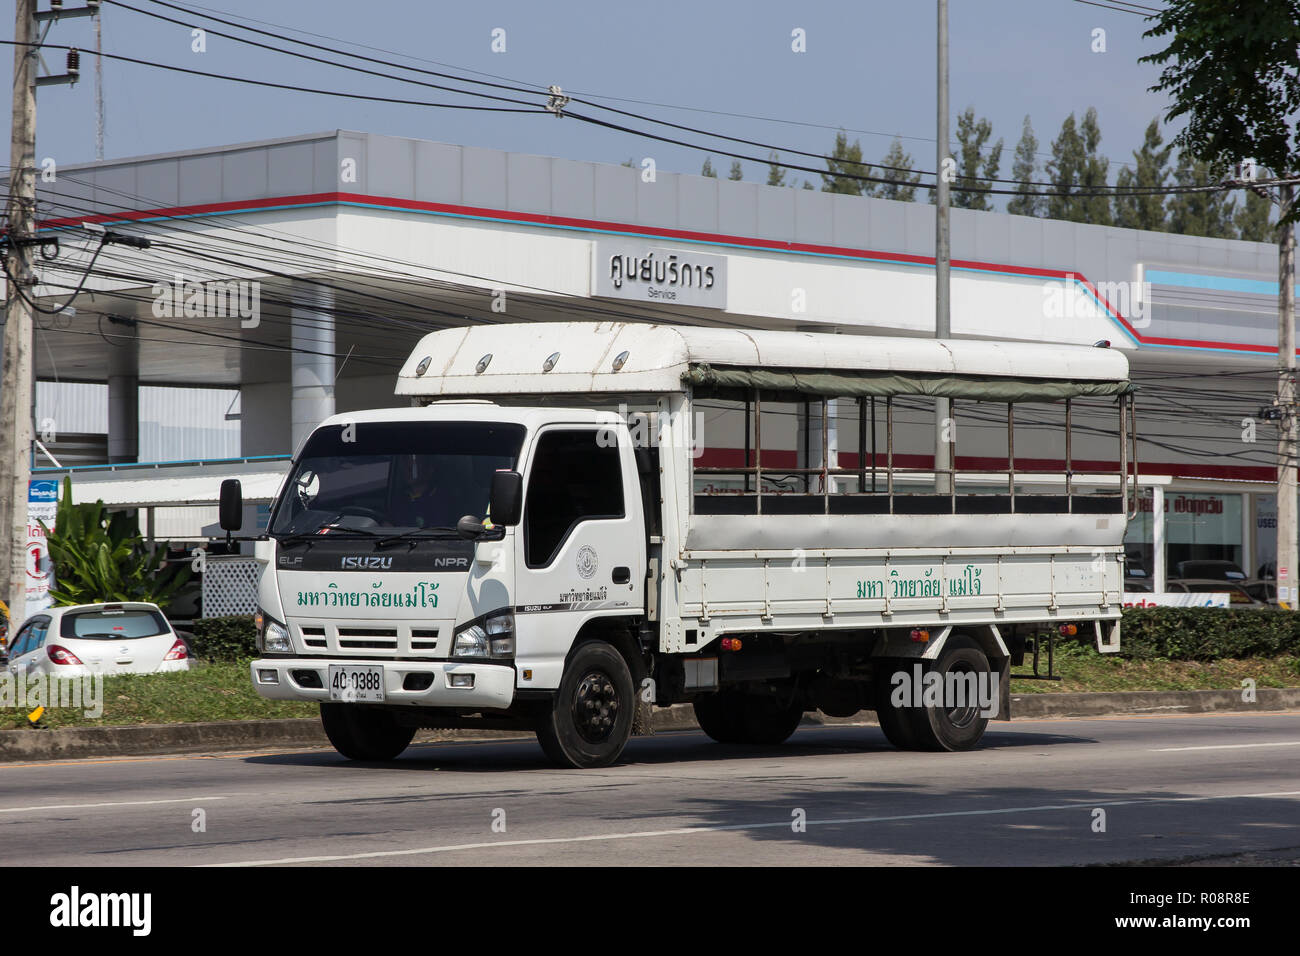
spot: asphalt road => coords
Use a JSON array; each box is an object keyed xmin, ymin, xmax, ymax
[{"xmin": 1, "ymin": 712, "xmax": 1298, "ymax": 866}]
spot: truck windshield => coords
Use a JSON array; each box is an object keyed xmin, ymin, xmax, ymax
[{"xmin": 269, "ymin": 421, "xmax": 526, "ymax": 537}]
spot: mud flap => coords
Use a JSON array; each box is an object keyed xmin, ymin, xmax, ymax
[
  {"xmin": 1095, "ymin": 618, "xmax": 1121, "ymax": 654},
  {"xmin": 992, "ymin": 655, "xmax": 1011, "ymax": 721}
]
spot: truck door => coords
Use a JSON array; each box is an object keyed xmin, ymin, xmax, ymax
[{"xmin": 513, "ymin": 426, "xmax": 646, "ymax": 684}]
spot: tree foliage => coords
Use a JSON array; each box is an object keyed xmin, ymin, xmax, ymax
[
  {"xmin": 40, "ymin": 477, "xmax": 191, "ymax": 607},
  {"xmin": 876, "ymin": 139, "xmax": 921, "ymax": 202},
  {"xmin": 1047, "ymin": 108, "xmax": 1111, "ymax": 225},
  {"xmin": 1143, "ymin": 0, "xmax": 1300, "ymax": 199},
  {"xmin": 1166, "ymin": 153, "xmax": 1238, "ymax": 238},
  {"xmin": 952, "ymin": 108, "xmax": 1003, "ymax": 211},
  {"xmin": 765, "ymin": 151, "xmax": 786, "ymax": 187},
  {"xmin": 1113, "ymin": 119, "xmax": 1173, "ymax": 231},
  {"xmin": 1006, "ymin": 115, "xmax": 1043, "ymax": 217},
  {"xmin": 821, "ymin": 130, "xmax": 872, "ymax": 196}
]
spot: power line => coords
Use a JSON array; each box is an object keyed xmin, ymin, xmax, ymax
[
  {"xmin": 102, "ymin": 0, "xmax": 1142, "ymax": 194},
  {"xmin": 78, "ymin": 6, "xmax": 1217, "ymax": 199},
  {"xmin": 0, "ymin": 39, "xmax": 543, "ymax": 114},
  {"xmin": 150, "ymin": 0, "xmax": 1159, "ymax": 176}
]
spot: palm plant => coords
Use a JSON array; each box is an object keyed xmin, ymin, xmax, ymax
[{"xmin": 39, "ymin": 477, "xmax": 192, "ymax": 607}]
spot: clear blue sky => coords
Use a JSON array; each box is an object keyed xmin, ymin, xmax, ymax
[{"xmin": 6, "ymin": 0, "xmax": 1177, "ymax": 195}]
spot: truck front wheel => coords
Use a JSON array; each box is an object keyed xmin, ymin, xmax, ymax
[
  {"xmin": 536, "ymin": 642, "xmax": 636, "ymax": 768},
  {"xmin": 320, "ymin": 703, "xmax": 416, "ymax": 761}
]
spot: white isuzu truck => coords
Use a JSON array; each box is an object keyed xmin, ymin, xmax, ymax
[{"xmin": 233, "ymin": 322, "xmax": 1135, "ymax": 768}]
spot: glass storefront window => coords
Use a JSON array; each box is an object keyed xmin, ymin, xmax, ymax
[{"xmin": 1125, "ymin": 492, "xmax": 1244, "ymax": 580}]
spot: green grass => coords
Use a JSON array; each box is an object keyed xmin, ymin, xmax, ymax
[
  {"xmin": 0, "ymin": 660, "xmax": 316, "ymax": 730},
  {"xmin": 1009, "ymin": 642, "xmax": 1300, "ymax": 694}
]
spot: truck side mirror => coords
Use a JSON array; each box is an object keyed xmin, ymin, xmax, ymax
[
  {"xmin": 219, "ymin": 479, "xmax": 244, "ymax": 532},
  {"xmin": 489, "ymin": 471, "xmax": 523, "ymax": 527}
]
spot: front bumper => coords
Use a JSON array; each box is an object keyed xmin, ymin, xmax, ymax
[{"xmin": 249, "ymin": 658, "xmax": 515, "ymax": 710}]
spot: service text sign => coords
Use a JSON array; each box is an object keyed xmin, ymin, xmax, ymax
[{"xmin": 592, "ymin": 243, "xmax": 727, "ymax": 309}]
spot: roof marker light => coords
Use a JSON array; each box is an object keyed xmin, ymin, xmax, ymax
[
  {"xmin": 475, "ymin": 354, "xmax": 492, "ymax": 374},
  {"xmin": 415, "ymin": 355, "xmax": 432, "ymax": 376},
  {"xmin": 543, "ymin": 352, "xmax": 560, "ymax": 372},
  {"xmin": 612, "ymin": 350, "xmax": 629, "ymax": 372}
]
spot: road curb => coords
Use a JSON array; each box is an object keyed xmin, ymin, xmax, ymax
[
  {"xmin": 0, "ymin": 689, "xmax": 1296, "ymax": 762},
  {"xmin": 1006, "ymin": 687, "xmax": 1300, "ymax": 719}
]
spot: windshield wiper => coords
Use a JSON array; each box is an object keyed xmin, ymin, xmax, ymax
[
  {"xmin": 276, "ymin": 526, "xmax": 385, "ymax": 547},
  {"xmin": 376, "ymin": 527, "xmax": 460, "ymax": 548}
]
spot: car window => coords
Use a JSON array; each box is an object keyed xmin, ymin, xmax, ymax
[
  {"xmin": 7, "ymin": 623, "xmax": 33, "ymax": 659},
  {"xmin": 29, "ymin": 620, "xmax": 48, "ymax": 649},
  {"xmin": 61, "ymin": 608, "xmax": 169, "ymax": 640}
]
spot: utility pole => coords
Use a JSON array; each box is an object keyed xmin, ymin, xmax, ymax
[
  {"xmin": 94, "ymin": 9, "xmax": 104, "ymax": 160},
  {"xmin": 1, "ymin": 0, "xmax": 91, "ymax": 624},
  {"xmin": 1277, "ymin": 183, "xmax": 1296, "ymax": 609},
  {"xmin": 934, "ymin": 0, "xmax": 952, "ymax": 494},
  {"xmin": 1, "ymin": 0, "xmax": 39, "ymax": 626}
]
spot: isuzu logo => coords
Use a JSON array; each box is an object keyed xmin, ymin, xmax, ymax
[{"xmin": 340, "ymin": 556, "xmax": 393, "ymax": 570}]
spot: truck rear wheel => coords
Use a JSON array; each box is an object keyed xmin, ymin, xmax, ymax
[
  {"xmin": 536, "ymin": 642, "xmax": 635, "ymax": 768},
  {"xmin": 872, "ymin": 661, "xmax": 920, "ymax": 750},
  {"xmin": 694, "ymin": 690, "xmax": 803, "ymax": 746},
  {"xmin": 320, "ymin": 703, "xmax": 416, "ymax": 761},
  {"xmin": 906, "ymin": 636, "xmax": 991, "ymax": 752},
  {"xmin": 693, "ymin": 690, "xmax": 743, "ymax": 743}
]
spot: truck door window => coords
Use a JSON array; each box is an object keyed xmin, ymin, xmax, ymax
[{"xmin": 525, "ymin": 430, "xmax": 625, "ymax": 568}]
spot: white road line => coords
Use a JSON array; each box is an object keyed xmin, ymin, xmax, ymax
[
  {"xmin": 205, "ymin": 789, "xmax": 1300, "ymax": 867},
  {"xmin": 1152, "ymin": 741, "xmax": 1300, "ymax": 752},
  {"xmin": 0, "ymin": 796, "xmax": 228, "ymax": 814}
]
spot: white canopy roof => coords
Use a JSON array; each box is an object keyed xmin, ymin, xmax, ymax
[
  {"xmin": 55, "ymin": 468, "xmax": 289, "ymax": 509},
  {"xmin": 395, "ymin": 322, "xmax": 1130, "ymax": 398}
]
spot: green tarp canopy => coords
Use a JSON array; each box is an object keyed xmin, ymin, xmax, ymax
[{"xmin": 683, "ymin": 364, "xmax": 1134, "ymax": 403}]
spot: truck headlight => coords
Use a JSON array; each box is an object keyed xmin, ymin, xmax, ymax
[
  {"xmin": 256, "ymin": 609, "xmax": 293, "ymax": 655},
  {"xmin": 454, "ymin": 610, "xmax": 514, "ymax": 659}
]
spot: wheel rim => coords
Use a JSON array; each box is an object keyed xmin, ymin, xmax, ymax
[
  {"xmin": 944, "ymin": 662, "xmax": 981, "ymax": 729},
  {"xmin": 571, "ymin": 669, "xmax": 621, "ymax": 745}
]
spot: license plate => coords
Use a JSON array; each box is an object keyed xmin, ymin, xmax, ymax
[{"xmin": 328, "ymin": 664, "xmax": 385, "ymax": 702}]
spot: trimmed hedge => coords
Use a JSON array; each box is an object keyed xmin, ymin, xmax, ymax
[
  {"xmin": 1119, "ymin": 607, "xmax": 1300, "ymax": 661},
  {"xmin": 184, "ymin": 615, "xmax": 257, "ymax": 662}
]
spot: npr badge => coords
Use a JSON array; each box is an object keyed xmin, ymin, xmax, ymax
[{"xmin": 576, "ymin": 545, "xmax": 598, "ymax": 580}]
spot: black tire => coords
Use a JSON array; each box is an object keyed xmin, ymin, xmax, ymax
[
  {"xmin": 906, "ymin": 636, "xmax": 992, "ymax": 752},
  {"xmin": 737, "ymin": 693, "xmax": 804, "ymax": 745},
  {"xmin": 320, "ymin": 703, "xmax": 416, "ymax": 761},
  {"xmin": 536, "ymin": 642, "xmax": 636, "ymax": 768},
  {"xmin": 872, "ymin": 660, "xmax": 921, "ymax": 750},
  {"xmin": 693, "ymin": 690, "xmax": 744, "ymax": 744},
  {"xmin": 694, "ymin": 689, "xmax": 803, "ymax": 745}
]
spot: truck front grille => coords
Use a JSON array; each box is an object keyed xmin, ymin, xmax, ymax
[{"xmin": 292, "ymin": 622, "xmax": 443, "ymax": 657}]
